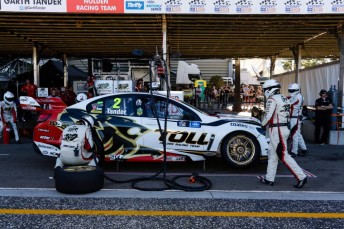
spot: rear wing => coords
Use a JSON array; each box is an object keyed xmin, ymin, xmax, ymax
[{"xmin": 19, "ymin": 96, "xmax": 67, "ymax": 111}]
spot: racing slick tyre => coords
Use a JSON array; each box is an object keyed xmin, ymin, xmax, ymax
[
  {"xmin": 221, "ymin": 132, "xmax": 260, "ymax": 168},
  {"xmin": 54, "ymin": 166, "xmax": 104, "ymax": 194}
]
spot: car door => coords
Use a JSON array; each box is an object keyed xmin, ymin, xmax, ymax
[
  {"xmin": 138, "ymin": 94, "xmax": 208, "ymax": 159},
  {"xmin": 86, "ymin": 94, "xmax": 146, "ymax": 161}
]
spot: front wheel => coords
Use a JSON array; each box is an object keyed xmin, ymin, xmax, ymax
[{"xmin": 221, "ymin": 132, "xmax": 260, "ymax": 168}]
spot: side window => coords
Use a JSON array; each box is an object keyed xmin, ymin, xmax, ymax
[
  {"xmin": 149, "ymin": 97, "xmax": 196, "ymax": 121},
  {"xmin": 104, "ymin": 95, "xmax": 134, "ymax": 116},
  {"xmin": 87, "ymin": 99, "xmax": 104, "ymax": 114}
]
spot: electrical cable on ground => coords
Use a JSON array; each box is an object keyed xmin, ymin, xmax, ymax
[{"xmin": 103, "ymin": 53, "xmax": 212, "ymax": 192}]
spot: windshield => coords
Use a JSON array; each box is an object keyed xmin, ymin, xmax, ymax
[{"xmin": 176, "ymin": 99, "xmax": 212, "ymax": 116}]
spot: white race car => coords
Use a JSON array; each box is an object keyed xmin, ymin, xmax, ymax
[{"xmin": 27, "ymin": 92, "xmax": 269, "ymax": 168}]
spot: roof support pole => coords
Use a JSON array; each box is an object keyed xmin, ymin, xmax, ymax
[
  {"xmin": 290, "ymin": 44, "xmax": 302, "ymax": 83},
  {"xmin": 63, "ymin": 53, "xmax": 68, "ymax": 87},
  {"xmin": 32, "ymin": 42, "xmax": 39, "ymax": 87},
  {"xmin": 332, "ymin": 27, "xmax": 344, "ymax": 109},
  {"xmin": 233, "ymin": 59, "xmax": 242, "ymax": 112},
  {"xmin": 162, "ymin": 14, "xmax": 170, "ymax": 91}
]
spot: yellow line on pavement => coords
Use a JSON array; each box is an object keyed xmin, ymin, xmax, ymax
[{"xmin": 0, "ymin": 209, "xmax": 343, "ymax": 218}]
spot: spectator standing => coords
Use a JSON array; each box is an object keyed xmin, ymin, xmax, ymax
[
  {"xmin": 61, "ymin": 87, "xmax": 77, "ymax": 106},
  {"xmin": 242, "ymin": 84, "xmax": 250, "ymax": 110},
  {"xmin": 249, "ymin": 85, "xmax": 256, "ymax": 110},
  {"xmin": 195, "ymin": 85, "xmax": 202, "ymax": 108},
  {"xmin": 223, "ymin": 84, "xmax": 230, "ymax": 106},
  {"xmin": 288, "ymin": 83, "xmax": 308, "ymax": 157},
  {"xmin": 314, "ymin": 89, "xmax": 333, "ymax": 145},
  {"xmin": 256, "ymin": 85, "xmax": 264, "ymax": 108},
  {"xmin": 20, "ymin": 79, "xmax": 37, "ymax": 98},
  {"xmin": 218, "ymin": 86, "xmax": 225, "ymax": 109},
  {"xmin": 258, "ymin": 79, "xmax": 307, "ymax": 189},
  {"xmin": 86, "ymin": 75, "xmax": 97, "ymax": 98},
  {"xmin": 211, "ymin": 86, "xmax": 218, "ymax": 108}
]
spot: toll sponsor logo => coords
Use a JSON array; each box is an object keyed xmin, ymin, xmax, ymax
[
  {"xmin": 63, "ymin": 133, "xmax": 78, "ymax": 141},
  {"xmin": 165, "ymin": 0, "xmax": 182, "ymax": 13},
  {"xmin": 235, "ymin": 0, "xmax": 253, "ymax": 13},
  {"xmin": 157, "ymin": 130, "xmax": 208, "ymax": 146},
  {"xmin": 214, "ymin": 0, "xmax": 231, "ymax": 13},
  {"xmin": 189, "ymin": 0, "xmax": 205, "ymax": 13},
  {"xmin": 126, "ymin": 1, "xmax": 144, "ymax": 10},
  {"xmin": 38, "ymin": 128, "xmax": 49, "ymax": 132}
]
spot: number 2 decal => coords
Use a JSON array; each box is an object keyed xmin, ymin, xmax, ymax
[{"xmin": 112, "ymin": 98, "xmax": 122, "ymax": 109}]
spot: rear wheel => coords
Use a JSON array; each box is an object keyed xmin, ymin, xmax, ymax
[
  {"xmin": 54, "ymin": 166, "xmax": 104, "ymax": 194},
  {"xmin": 221, "ymin": 132, "xmax": 260, "ymax": 168}
]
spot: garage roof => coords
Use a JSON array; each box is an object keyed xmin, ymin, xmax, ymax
[{"xmin": 0, "ymin": 13, "xmax": 343, "ymax": 59}]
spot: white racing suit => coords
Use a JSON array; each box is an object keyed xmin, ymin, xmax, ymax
[
  {"xmin": 55, "ymin": 124, "xmax": 95, "ymax": 168},
  {"xmin": 0, "ymin": 101, "xmax": 19, "ymax": 141},
  {"xmin": 262, "ymin": 94, "xmax": 306, "ymax": 182},
  {"xmin": 289, "ymin": 93, "xmax": 307, "ymax": 154}
]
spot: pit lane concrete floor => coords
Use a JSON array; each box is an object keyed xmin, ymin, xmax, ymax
[{"xmin": 1, "ymin": 138, "xmax": 344, "ymax": 228}]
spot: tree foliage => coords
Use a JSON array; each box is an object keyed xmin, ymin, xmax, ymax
[
  {"xmin": 281, "ymin": 58, "xmax": 331, "ymax": 72},
  {"xmin": 209, "ymin": 75, "xmax": 224, "ymax": 89}
]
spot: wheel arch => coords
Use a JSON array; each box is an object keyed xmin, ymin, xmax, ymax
[{"xmin": 220, "ymin": 130, "xmax": 262, "ymax": 168}]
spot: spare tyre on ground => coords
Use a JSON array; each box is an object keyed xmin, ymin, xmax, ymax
[{"xmin": 54, "ymin": 165, "xmax": 104, "ymax": 194}]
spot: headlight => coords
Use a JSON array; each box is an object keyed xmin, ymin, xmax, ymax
[{"xmin": 256, "ymin": 127, "xmax": 266, "ymax": 135}]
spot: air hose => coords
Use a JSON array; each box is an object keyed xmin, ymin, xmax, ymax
[{"xmin": 103, "ymin": 54, "xmax": 212, "ymax": 192}]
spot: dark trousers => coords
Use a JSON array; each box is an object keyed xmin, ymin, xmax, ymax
[{"xmin": 314, "ymin": 117, "xmax": 331, "ymax": 144}]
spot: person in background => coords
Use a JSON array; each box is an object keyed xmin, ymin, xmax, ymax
[
  {"xmin": 0, "ymin": 91, "xmax": 20, "ymax": 144},
  {"xmin": 47, "ymin": 89, "xmax": 60, "ymax": 98},
  {"xmin": 20, "ymin": 79, "xmax": 37, "ymax": 98},
  {"xmin": 288, "ymin": 83, "xmax": 308, "ymax": 157},
  {"xmin": 61, "ymin": 87, "xmax": 77, "ymax": 106},
  {"xmin": 218, "ymin": 86, "xmax": 224, "ymax": 109},
  {"xmin": 258, "ymin": 79, "xmax": 307, "ymax": 189},
  {"xmin": 242, "ymin": 84, "xmax": 250, "ymax": 110},
  {"xmin": 249, "ymin": 85, "xmax": 256, "ymax": 110},
  {"xmin": 223, "ymin": 84, "xmax": 230, "ymax": 107},
  {"xmin": 314, "ymin": 89, "xmax": 333, "ymax": 145},
  {"xmin": 255, "ymin": 85, "xmax": 264, "ymax": 108},
  {"xmin": 86, "ymin": 75, "xmax": 97, "ymax": 98},
  {"xmin": 195, "ymin": 85, "xmax": 202, "ymax": 108}
]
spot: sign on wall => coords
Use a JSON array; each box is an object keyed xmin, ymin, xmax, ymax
[{"xmin": 1, "ymin": 0, "xmax": 344, "ymax": 14}]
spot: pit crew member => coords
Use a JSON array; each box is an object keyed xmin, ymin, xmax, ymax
[
  {"xmin": 258, "ymin": 79, "xmax": 307, "ymax": 188},
  {"xmin": 0, "ymin": 91, "xmax": 20, "ymax": 144}
]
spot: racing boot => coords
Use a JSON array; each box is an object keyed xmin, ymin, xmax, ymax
[
  {"xmin": 289, "ymin": 150, "xmax": 298, "ymax": 158},
  {"xmin": 299, "ymin": 149, "xmax": 308, "ymax": 157},
  {"xmin": 257, "ymin": 175, "xmax": 274, "ymax": 186},
  {"xmin": 294, "ymin": 176, "xmax": 308, "ymax": 189}
]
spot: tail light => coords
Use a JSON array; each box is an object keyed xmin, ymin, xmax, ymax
[{"xmin": 37, "ymin": 113, "xmax": 52, "ymax": 123}]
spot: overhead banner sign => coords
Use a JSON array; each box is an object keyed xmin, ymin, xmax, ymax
[
  {"xmin": 1, "ymin": 0, "xmax": 344, "ymax": 14},
  {"xmin": 0, "ymin": 0, "xmax": 67, "ymax": 12},
  {"xmin": 67, "ymin": 0, "xmax": 124, "ymax": 13}
]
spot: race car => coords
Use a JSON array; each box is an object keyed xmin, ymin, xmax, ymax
[{"xmin": 20, "ymin": 92, "xmax": 269, "ymax": 168}]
